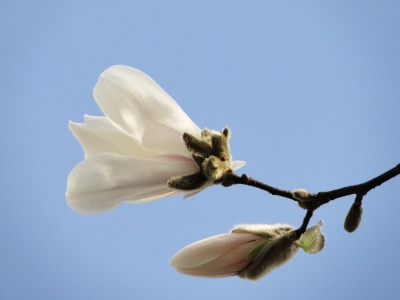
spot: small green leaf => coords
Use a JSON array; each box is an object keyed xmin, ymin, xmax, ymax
[{"xmin": 298, "ymin": 220, "xmax": 325, "ymax": 254}]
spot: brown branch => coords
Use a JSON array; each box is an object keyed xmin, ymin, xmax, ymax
[
  {"xmin": 316, "ymin": 163, "xmax": 400, "ymax": 206},
  {"xmin": 229, "ymin": 163, "xmax": 400, "ymax": 212}
]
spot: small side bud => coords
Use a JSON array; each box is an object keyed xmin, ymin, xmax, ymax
[
  {"xmin": 344, "ymin": 202, "xmax": 363, "ymax": 233},
  {"xmin": 292, "ymin": 189, "xmax": 313, "ymax": 201},
  {"xmin": 293, "ymin": 189, "xmax": 315, "ymax": 209},
  {"xmin": 241, "ymin": 174, "xmax": 250, "ymax": 182}
]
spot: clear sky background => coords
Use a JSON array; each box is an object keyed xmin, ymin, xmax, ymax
[{"xmin": 1, "ymin": 1, "xmax": 400, "ymax": 299}]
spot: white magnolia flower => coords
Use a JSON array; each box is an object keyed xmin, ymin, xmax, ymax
[
  {"xmin": 171, "ymin": 221, "xmax": 324, "ymax": 281},
  {"xmin": 66, "ymin": 65, "xmax": 245, "ymax": 214}
]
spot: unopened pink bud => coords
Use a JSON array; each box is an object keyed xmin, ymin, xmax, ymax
[{"xmin": 171, "ymin": 232, "xmax": 264, "ymax": 277}]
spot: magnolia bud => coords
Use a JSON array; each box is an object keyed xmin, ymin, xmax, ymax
[
  {"xmin": 171, "ymin": 221, "xmax": 325, "ymax": 281},
  {"xmin": 344, "ymin": 202, "xmax": 363, "ymax": 233}
]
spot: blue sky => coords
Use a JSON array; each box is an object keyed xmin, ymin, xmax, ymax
[{"xmin": 1, "ymin": 1, "xmax": 400, "ymax": 299}]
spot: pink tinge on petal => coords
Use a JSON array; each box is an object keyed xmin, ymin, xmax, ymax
[
  {"xmin": 171, "ymin": 233, "xmax": 264, "ymax": 277},
  {"xmin": 66, "ymin": 153, "xmax": 199, "ymax": 214},
  {"xmin": 171, "ymin": 233, "xmax": 261, "ymax": 268},
  {"xmin": 172, "ymin": 236, "xmax": 263, "ymax": 277}
]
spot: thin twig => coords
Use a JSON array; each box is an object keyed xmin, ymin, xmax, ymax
[
  {"xmin": 231, "ymin": 174, "xmax": 296, "ymax": 201},
  {"xmin": 230, "ymin": 163, "xmax": 400, "ymax": 212},
  {"xmin": 294, "ymin": 210, "xmax": 313, "ymax": 237},
  {"xmin": 316, "ymin": 163, "xmax": 400, "ymax": 206}
]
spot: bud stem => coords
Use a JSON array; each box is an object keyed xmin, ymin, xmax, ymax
[{"xmin": 294, "ymin": 210, "xmax": 313, "ymax": 238}]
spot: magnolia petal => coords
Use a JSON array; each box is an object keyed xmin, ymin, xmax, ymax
[
  {"xmin": 84, "ymin": 115, "xmax": 116, "ymax": 130},
  {"xmin": 66, "ymin": 153, "xmax": 199, "ymax": 214},
  {"xmin": 93, "ymin": 65, "xmax": 201, "ymax": 157},
  {"xmin": 83, "ymin": 115, "xmax": 161, "ymax": 157},
  {"xmin": 173, "ymin": 239, "xmax": 258, "ymax": 277},
  {"xmin": 172, "ymin": 269, "xmax": 237, "ymax": 278},
  {"xmin": 298, "ymin": 220, "xmax": 325, "ymax": 254},
  {"xmin": 69, "ymin": 121, "xmax": 161, "ymax": 158},
  {"xmin": 171, "ymin": 233, "xmax": 263, "ymax": 269},
  {"xmin": 68, "ymin": 184, "xmax": 180, "ymax": 215},
  {"xmin": 231, "ymin": 160, "xmax": 246, "ymax": 171}
]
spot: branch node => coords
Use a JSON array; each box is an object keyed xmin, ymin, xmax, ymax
[{"xmin": 241, "ymin": 174, "xmax": 250, "ymax": 183}]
